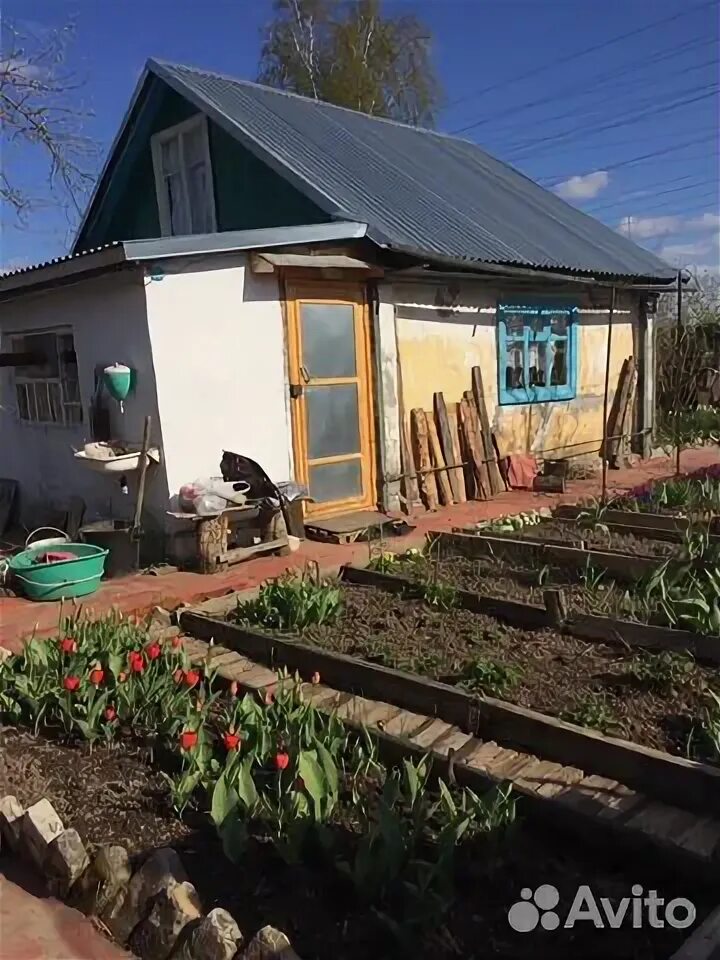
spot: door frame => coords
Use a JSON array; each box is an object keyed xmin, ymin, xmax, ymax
[{"xmin": 284, "ymin": 278, "xmax": 377, "ymax": 519}]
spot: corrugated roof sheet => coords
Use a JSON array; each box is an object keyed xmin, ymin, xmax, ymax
[{"xmin": 150, "ymin": 59, "xmax": 676, "ymax": 282}]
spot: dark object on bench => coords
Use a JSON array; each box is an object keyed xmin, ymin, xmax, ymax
[{"xmin": 220, "ymin": 451, "xmax": 305, "ymax": 538}]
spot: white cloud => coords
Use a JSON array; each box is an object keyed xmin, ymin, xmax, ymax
[
  {"xmin": 690, "ymin": 212, "xmax": 720, "ymax": 230},
  {"xmin": 617, "ymin": 215, "xmax": 680, "ymax": 239},
  {"xmin": 554, "ymin": 170, "xmax": 610, "ymax": 200},
  {"xmin": 658, "ymin": 240, "xmax": 713, "ymax": 262}
]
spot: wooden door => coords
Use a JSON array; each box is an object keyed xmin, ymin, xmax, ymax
[{"xmin": 286, "ymin": 282, "xmax": 376, "ymax": 518}]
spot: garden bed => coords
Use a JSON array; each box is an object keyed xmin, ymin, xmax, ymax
[
  {"xmin": 0, "ymin": 725, "xmax": 707, "ymax": 960},
  {"xmin": 228, "ymin": 576, "xmax": 720, "ymax": 762},
  {"xmin": 470, "ymin": 518, "xmax": 677, "ymax": 558}
]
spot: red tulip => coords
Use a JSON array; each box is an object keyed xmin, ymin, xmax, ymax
[
  {"xmin": 275, "ymin": 752, "xmax": 290, "ymax": 771},
  {"xmin": 63, "ymin": 675, "xmax": 80, "ymax": 692},
  {"xmin": 89, "ymin": 667, "xmax": 104, "ymax": 686},
  {"xmin": 311, "ymin": 671, "xmax": 321, "ymax": 685},
  {"xmin": 60, "ymin": 637, "xmax": 77, "ymax": 654},
  {"xmin": 128, "ymin": 651, "xmax": 145, "ymax": 673},
  {"xmin": 184, "ymin": 669, "xmax": 200, "ymax": 688},
  {"xmin": 223, "ymin": 731, "xmax": 241, "ymax": 751},
  {"xmin": 171, "ymin": 635, "xmax": 183, "ymax": 649},
  {"xmin": 104, "ymin": 706, "xmax": 116, "ymax": 722},
  {"xmin": 264, "ymin": 689, "xmax": 275, "ymax": 705},
  {"xmin": 180, "ymin": 729, "xmax": 198, "ymax": 751},
  {"xmin": 229, "ymin": 680, "xmax": 239, "ymax": 698},
  {"xmin": 173, "ymin": 669, "xmax": 184, "ymax": 684},
  {"xmin": 146, "ymin": 642, "xmax": 162, "ymax": 660},
  {"xmin": 118, "ymin": 672, "xmax": 127, "ymax": 683}
]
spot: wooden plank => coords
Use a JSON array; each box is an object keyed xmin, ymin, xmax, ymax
[
  {"xmin": 434, "ymin": 393, "xmax": 462, "ymax": 502},
  {"xmin": 471, "ymin": 366, "xmax": 504, "ymax": 495},
  {"xmin": 608, "ymin": 356, "xmax": 636, "ymax": 462},
  {"xmin": 555, "ymin": 505, "xmax": 690, "ymax": 533},
  {"xmin": 459, "ymin": 397, "xmax": 488, "ymax": 500},
  {"xmin": 567, "ymin": 612, "xmax": 720, "ymax": 666},
  {"xmin": 426, "ymin": 412, "xmax": 454, "ymax": 506},
  {"xmin": 401, "ymin": 415, "xmax": 419, "ymax": 507},
  {"xmin": 447, "ymin": 405, "xmax": 467, "ymax": 502},
  {"xmin": 463, "ymin": 391, "xmax": 493, "ymax": 498},
  {"xmin": 410, "ymin": 407, "xmax": 438, "ymax": 510}
]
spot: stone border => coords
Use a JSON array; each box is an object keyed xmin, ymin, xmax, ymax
[{"xmin": 0, "ymin": 793, "xmax": 302, "ymax": 960}]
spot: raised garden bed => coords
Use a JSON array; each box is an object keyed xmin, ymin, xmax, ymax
[
  {"xmin": 0, "ymin": 721, "xmax": 710, "ymax": 960},
  {"xmin": 225, "ymin": 575, "xmax": 719, "ymax": 764}
]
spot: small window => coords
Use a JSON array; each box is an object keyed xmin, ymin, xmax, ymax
[
  {"xmin": 497, "ymin": 304, "xmax": 577, "ymax": 405},
  {"xmin": 10, "ymin": 330, "xmax": 82, "ymax": 425},
  {"xmin": 151, "ymin": 115, "xmax": 216, "ymax": 237}
]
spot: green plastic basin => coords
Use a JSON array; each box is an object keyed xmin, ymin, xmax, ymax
[{"xmin": 8, "ymin": 542, "xmax": 108, "ymax": 602}]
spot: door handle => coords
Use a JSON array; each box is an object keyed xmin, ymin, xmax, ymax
[
  {"xmin": 289, "ymin": 383, "xmax": 303, "ymax": 399},
  {"xmin": 300, "ymin": 364, "xmax": 311, "ymax": 384}
]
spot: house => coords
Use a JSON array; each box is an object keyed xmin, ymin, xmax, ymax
[{"xmin": 0, "ymin": 59, "xmax": 677, "ymax": 558}]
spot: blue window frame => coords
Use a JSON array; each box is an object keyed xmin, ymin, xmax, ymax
[{"xmin": 497, "ymin": 303, "xmax": 578, "ymax": 405}]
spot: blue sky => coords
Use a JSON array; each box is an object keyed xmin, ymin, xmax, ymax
[{"xmin": 2, "ymin": 0, "xmax": 718, "ymax": 273}]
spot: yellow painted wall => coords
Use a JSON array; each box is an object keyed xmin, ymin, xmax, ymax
[{"xmin": 395, "ymin": 283, "xmax": 637, "ymax": 459}]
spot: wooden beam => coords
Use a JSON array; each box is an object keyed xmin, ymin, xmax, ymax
[
  {"xmin": 410, "ymin": 408, "xmax": 438, "ymax": 510},
  {"xmin": 471, "ymin": 366, "xmax": 504, "ymax": 495},
  {"xmin": 426, "ymin": 411, "xmax": 454, "ymax": 505},
  {"xmin": 459, "ymin": 397, "xmax": 488, "ymax": 499},
  {"xmin": 446, "ymin": 404, "xmax": 467, "ymax": 502},
  {"xmin": 433, "ymin": 393, "xmax": 462, "ymax": 502}
]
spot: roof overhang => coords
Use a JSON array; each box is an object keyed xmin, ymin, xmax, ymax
[{"xmin": 0, "ymin": 222, "xmax": 368, "ymax": 301}]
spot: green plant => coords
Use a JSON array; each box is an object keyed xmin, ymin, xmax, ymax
[
  {"xmin": 475, "ymin": 509, "xmax": 550, "ymax": 535},
  {"xmin": 580, "ymin": 558, "xmax": 606, "ymax": 592},
  {"xmin": 458, "ymin": 657, "xmax": 520, "ymax": 698},
  {"xmin": 628, "ymin": 651, "xmax": 695, "ymax": 693},
  {"xmin": 560, "ymin": 692, "xmax": 617, "ymax": 733},
  {"xmin": 367, "ymin": 551, "xmax": 399, "ymax": 573},
  {"xmin": 420, "ymin": 580, "xmax": 458, "ymax": 610},
  {"xmin": 699, "ymin": 689, "xmax": 720, "ymax": 762},
  {"xmin": 576, "ymin": 498, "xmax": 611, "ymax": 538},
  {"xmin": 235, "ymin": 567, "xmax": 342, "ymax": 631}
]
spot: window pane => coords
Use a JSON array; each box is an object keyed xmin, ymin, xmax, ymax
[
  {"xmin": 167, "ymin": 173, "xmax": 190, "ymax": 235},
  {"xmin": 48, "ymin": 382, "xmax": 62, "ymax": 422},
  {"xmin": 161, "ymin": 137, "xmax": 181, "ymax": 175},
  {"xmin": 503, "ymin": 311, "xmax": 527, "ymax": 337},
  {"xmin": 300, "ymin": 303, "xmax": 356, "ymax": 378},
  {"xmin": 65, "ymin": 404, "xmax": 83, "ymax": 425},
  {"xmin": 544, "ymin": 309, "xmax": 571, "ymax": 335},
  {"xmin": 36, "ymin": 382, "xmax": 51, "ymax": 421},
  {"xmin": 187, "ymin": 162, "xmax": 212, "ymax": 233},
  {"xmin": 306, "ymin": 384, "xmax": 361, "ymax": 460},
  {"xmin": 13, "ymin": 333, "xmax": 59, "ymax": 377},
  {"xmin": 16, "ymin": 383, "xmax": 29, "ymax": 420},
  {"xmin": 528, "ymin": 341, "xmax": 547, "ymax": 387},
  {"xmin": 551, "ymin": 339, "xmax": 568, "ymax": 386},
  {"xmin": 309, "ymin": 459, "xmax": 362, "ymax": 503},
  {"xmin": 62, "ymin": 376, "xmax": 80, "ymax": 404},
  {"xmin": 505, "ymin": 341, "xmax": 525, "ymax": 389}
]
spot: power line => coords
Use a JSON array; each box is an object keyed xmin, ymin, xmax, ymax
[
  {"xmin": 537, "ymin": 132, "xmax": 719, "ymax": 185},
  {"xmin": 451, "ymin": 34, "xmax": 716, "ymax": 138},
  {"xmin": 503, "ymin": 85, "xmax": 719, "ymax": 163},
  {"xmin": 605, "ymin": 192, "xmax": 720, "ymax": 221},
  {"xmin": 481, "ymin": 55, "xmax": 719, "ymax": 153},
  {"xmin": 445, "ymin": 0, "xmax": 716, "ymax": 121},
  {"xmin": 587, "ymin": 177, "xmax": 720, "ymax": 214}
]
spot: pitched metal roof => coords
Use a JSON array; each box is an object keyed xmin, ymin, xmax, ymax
[
  {"xmin": 0, "ymin": 222, "xmax": 367, "ymax": 298},
  {"xmin": 145, "ymin": 59, "xmax": 676, "ymax": 282}
]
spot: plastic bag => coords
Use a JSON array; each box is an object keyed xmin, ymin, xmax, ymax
[{"xmin": 193, "ymin": 493, "xmax": 227, "ymax": 516}]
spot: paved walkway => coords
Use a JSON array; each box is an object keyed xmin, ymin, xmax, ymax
[
  {"xmin": 0, "ymin": 863, "xmax": 129, "ymax": 960},
  {"xmin": 1, "ymin": 448, "xmax": 718, "ymax": 652}
]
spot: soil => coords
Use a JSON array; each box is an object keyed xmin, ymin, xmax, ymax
[
  {"xmin": 293, "ymin": 581, "xmax": 719, "ymax": 759},
  {"xmin": 477, "ymin": 519, "xmax": 677, "ymax": 558},
  {"xmin": 0, "ymin": 726, "xmax": 708, "ymax": 960}
]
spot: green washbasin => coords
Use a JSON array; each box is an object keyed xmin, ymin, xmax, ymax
[{"xmin": 8, "ymin": 542, "xmax": 108, "ymax": 602}]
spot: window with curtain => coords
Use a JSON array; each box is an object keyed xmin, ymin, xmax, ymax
[
  {"xmin": 151, "ymin": 115, "xmax": 216, "ymax": 237},
  {"xmin": 497, "ymin": 303, "xmax": 578, "ymax": 405}
]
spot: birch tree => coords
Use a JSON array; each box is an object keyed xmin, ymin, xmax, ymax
[{"xmin": 258, "ymin": 0, "xmax": 440, "ymax": 126}]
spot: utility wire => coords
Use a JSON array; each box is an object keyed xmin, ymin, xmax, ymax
[
  {"xmin": 605, "ymin": 192, "xmax": 719, "ymax": 221},
  {"xmin": 587, "ymin": 177, "xmax": 720, "ymax": 214},
  {"xmin": 445, "ymin": 0, "xmax": 716, "ymax": 122},
  {"xmin": 455, "ymin": 36, "xmax": 717, "ymax": 140}
]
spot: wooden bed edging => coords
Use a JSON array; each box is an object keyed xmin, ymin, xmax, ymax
[
  {"xmin": 434, "ymin": 530, "xmax": 659, "ymax": 581},
  {"xmin": 341, "ymin": 564, "xmax": 552, "ymax": 629},
  {"xmin": 343, "ymin": 564, "xmax": 720, "ymax": 666},
  {"xmin": 179, "ymin": 609, "xmax": 720, "ymax": 817},
  {"xmin": 554, "ymin": 505, "xmax": 720, "ymax": 543}
]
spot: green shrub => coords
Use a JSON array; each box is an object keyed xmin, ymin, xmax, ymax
[{"xmin": 235, "ymin": 568, "xmax": 342, "ymax": 631}]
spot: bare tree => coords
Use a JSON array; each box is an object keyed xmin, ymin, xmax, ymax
[
  {"xmin": 1, "ymin": 20, "xmax": 98, "ymax": 227},
  {"xmin": 258, "ymin": 0, "xmax": 441, "ymax": 127}
]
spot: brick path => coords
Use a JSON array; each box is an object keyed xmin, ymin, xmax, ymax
[{"xmin": 1, "ymin": 447, "xmax": 718, "ymax": 653}]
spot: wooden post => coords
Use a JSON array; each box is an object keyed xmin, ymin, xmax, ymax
[
  {"xmin": 447, "ymin": 404, "xmax": 467, "ymax": 502},
  {"xmin": 426, "ymin": 413, "xmax": 454, "ymax": 506},
  {"xmin": 411, "ymin": 408, "xmax": 438, "ymax": 510},
  {"xmin": 132, "ymin": 415, "xmax": 152, "ymax": 536},
  {"xmin": 433, "ymin": 393, "xmax": 461, "ymax": 502},
  {"xmin": 676, "ymin": 269, "xmax": 683, "ymax": 476},
  {"xmin": 459, "ymin": 397, "xmax": 488, "ymax": 500},
  {"xmin": 471, "ymin": 366, "xmax": 503, "ymax": 495},
  {"xmin": 601, "ymin": 287, "xmax": 616, "ymax": 504}
]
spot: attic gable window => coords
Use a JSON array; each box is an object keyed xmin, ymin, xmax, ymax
[{"xmin": 151, "ymin": 115, "xmax": 216, "ymax": 236}]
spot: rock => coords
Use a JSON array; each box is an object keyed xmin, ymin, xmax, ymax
[
  {"xmin": 20, "ymin": 798, "xmax": 64, "ymax": 870},
  {"xmin": 44, "ymin": 828, "xmax": 89, "ymax": 898},
  {"xmin": 239, "ymin": 926, "xmax": 302, "ymax": 960},
  {"xmin": 70, "ymin": 844, "xmax": 132, "ymax": 918},
  {"xmin": 107, "ymin": 847, "xmax": 188, "ymax": 944},
  {"xmin": 0, "ymin": 796, "xmax": 24, "ymax": 851},
  {"xmin": 130, "ymin": 880, "xmax": 202, "ymax": 960},
  {"xmin": 173, "ymin": 907, "xmax": 243, "ymax": 960},
  {"xmin": 150, "ymin": 606, "xmax": 173, "ymax": 627}
]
